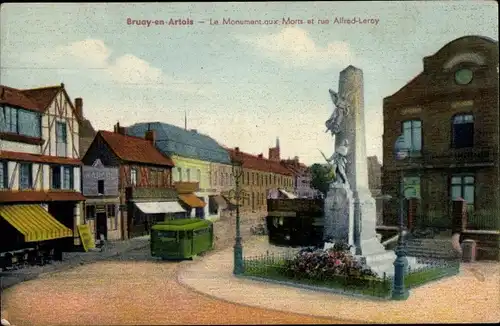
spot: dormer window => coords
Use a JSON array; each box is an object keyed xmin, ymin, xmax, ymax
[{"xmin": 454, "ymin": 68, "xmax": 473, "ymax": 85}]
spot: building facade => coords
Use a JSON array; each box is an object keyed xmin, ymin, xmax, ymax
[
  {"xmin": 0, "ymin": 83, "xmax": 85, "ymax": 251},
  {"xmin": 281, "ymin": 156, "xmax": 319, "ymax": 198},
  {"xmin": 381, "ymin": 35, "xmax": 499, "ymax": 230},
  {"xmin": 227, "ymin": 146, "xmax": 294, "ymax": 213},
  {"xmin": 82, "ymin": 127, "xmax": 183, "ymax": 238},
  {"xmin": 81, "ymin": 158, "xmax": 121, "ymax": 241},
  {"xmin": 125, "ymin": 122, "xmax": 231, "ymax": 221}
]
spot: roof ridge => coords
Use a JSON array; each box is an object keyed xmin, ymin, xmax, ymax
[
  {"xmin": 20, "ymin": 85, "xmax": 62, "ymax": 91},
  {"xmin": 99, "ymin": 130, "xmax": 152, "ymax": 142}
]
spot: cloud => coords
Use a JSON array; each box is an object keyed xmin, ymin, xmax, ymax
[
  {"xmin": 21, "ymin": 39, "xmax": 211, "ymax": 96},
  {"xmin": 236, "ymin": 26, "xmax": 354, "ymax": 69}
]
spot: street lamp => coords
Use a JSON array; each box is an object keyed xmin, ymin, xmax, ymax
[
  {"xmin": 392, "ymin": 134, "xmax": 410, "ymax": 300},
  {"xmin": 229, "ymin": 151, "xmax": 245, "ymax": 275}
]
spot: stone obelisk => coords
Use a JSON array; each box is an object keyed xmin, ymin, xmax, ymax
[{"xmin": 335, "ymin": 66, "xmax": 395, "ymax": 271}]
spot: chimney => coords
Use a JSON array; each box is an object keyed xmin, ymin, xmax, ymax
[
  {"xmin": 258, "ymin": 153, "xmax": 263, "ymax": 159},
  {"xmin": 145, "ymin": 130, "xmax": 156, "ymax": 145},
  {"xmin": 114, "ymin": 122, "xmax": 126, "ymax": 135},
  {"xmin": 60, "ymin": 83, "xmax": 65, "ymax": 88},
  {"xmin": 235, "ymin": 147, "xmax": 240, "ymax": 152},
  {"xmin": 74, "ymin": 98, "xmax": 83, "ymax": 119}
]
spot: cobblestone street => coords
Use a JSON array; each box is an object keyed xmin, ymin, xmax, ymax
[{"xmin": 0, "ymin": 229, "xmax": 346, "ymax": 325}]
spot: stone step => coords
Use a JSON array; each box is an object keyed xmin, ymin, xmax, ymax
[{"xmin": 362, "ymin": 251, "xmax": 396, "ymax": 265}]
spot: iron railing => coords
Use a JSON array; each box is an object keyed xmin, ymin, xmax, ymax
[{"xmin": 241, "ymin": 251, "xmax": 460, "ymax": 299}]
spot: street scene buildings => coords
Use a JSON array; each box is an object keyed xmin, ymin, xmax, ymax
[{"xmin": 0, "ymin": 2, "xmax": 498, "ymax": 325}]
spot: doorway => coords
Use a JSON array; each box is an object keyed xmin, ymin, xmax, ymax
[{"xmin": 96, "ymin": 212, "xmax": 108, "ymax": 240}]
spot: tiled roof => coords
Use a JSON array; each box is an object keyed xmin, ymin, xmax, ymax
[
  {"xmin": 0, "ymin": 150, "xmax": 82, "ymax": 166},
  {"xmin": 227, "ymin": 148, "xmax": 293, "ymax": 176},
  {"xmin": 21, "ymin": 86, "xmax": 61, "ymax": 111},
  {"xmin": 0, "ymin": 85, "xmax": 41, "ymax": 112},
  {"xmin": 126, "ymin": 122, "xmax": 231, "ymax": 164},
  {"xmin": 98, "ymin": 130, "xmax": 175, "ymax": 167},
  {"xmin": 0, "ymin": 84, "xmax": 65, "ymax": 113},
  {"xmin": 280, "ymin": 159, "xmax": 309, "ymax": 176},
  {"xmin": 0, "ymin": 191, "xmax": 85, "ymax": 203}
]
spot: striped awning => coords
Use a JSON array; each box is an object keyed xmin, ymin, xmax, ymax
[
  {"xmin": 134, "ymin": 201, "xmax": 186, "ymax": 214},
  {"xmin": 178, "ymin": 194, "xmax": 206, "ymax": 208},
  {"xmin": 0, "ymin": 204, "xmax": 73, "ymax": 242}
]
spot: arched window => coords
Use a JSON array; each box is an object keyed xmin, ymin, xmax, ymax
[{"xmin": 452, "ymin": 114, "xmax": 474, "ymax": 148}]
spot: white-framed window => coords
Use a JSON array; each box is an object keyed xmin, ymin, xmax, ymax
[
  {"xmin": 197, "ymin": 169, "xmax": 201, "ymax": 182},
  {"xmin": 19, "ymin": 163, "xmax": 33, "ymax": 190},
  {"xmin": 56, "ymin": 121, "xmax": 68, "ymax": 157},
  {"xmin": 186, "ymin": 168, "xmax": 191, "ymax": 182},
  {"xmin": 62, "ymin": 166, "xmax": 73, "ymax": 189},
  {"xmin": 130, "ymin": 168, "xmax": 137, "ymax": 186}
]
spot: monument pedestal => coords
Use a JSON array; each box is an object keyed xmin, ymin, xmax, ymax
[{"xmin": 323, "ymin": 183, "xmax": 354, "ymax": 246}]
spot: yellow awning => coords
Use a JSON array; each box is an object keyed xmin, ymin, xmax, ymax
[
  {"xmin": 0, "ymin": 204, "xmax": 73, "ymax": 242},
  {"xmin": 178, "ymin": 194, "xmax": 206, "ymax": 208}
]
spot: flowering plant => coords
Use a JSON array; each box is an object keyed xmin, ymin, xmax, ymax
[{"xmin": 285, "ymin": 244, "xmax": 377, "ymax": 280}]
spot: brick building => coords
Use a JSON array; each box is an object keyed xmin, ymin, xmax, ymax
[
  {"xmin": 227, "ymin": 143, "xmax": 294, "ymax": 213},
  {"xmin": 82, "ymin": 127, "xmax": 183, "ymax": 238},
  {"xmin": 381, "ymin": 35, "xmax": 499, "ymax": 230}
]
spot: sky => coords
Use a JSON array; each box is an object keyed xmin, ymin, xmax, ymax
[{"xmin": 0, "ymin": 2, "xmax": 498, "ymax": 166}]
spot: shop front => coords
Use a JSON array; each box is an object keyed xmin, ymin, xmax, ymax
[
  {"xmin": 82, "ymin": 160, "xmax": 121, "ymax": 241},
  {"xmin": 84, "ymin": 200, "xmax": 121, "ymax": 241},
  {"xmin": 175, "ymin": 182, "xmax": 207, "ymax": 219},
  {"xmin": 126, "ymin": 187, "xmax": 185, "ymax": 238},
  {"xmin": 0, "ymin": 202, "xmax": 74, "ymax": 269}
]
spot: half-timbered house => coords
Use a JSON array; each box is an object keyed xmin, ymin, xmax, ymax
[
  {"xmin": 0, "ymin": 83, "xmax": 85, "ymax": 254},
  {"xmin": 82, "ymin": 126, "xmax": 184, "ymax": 239}
]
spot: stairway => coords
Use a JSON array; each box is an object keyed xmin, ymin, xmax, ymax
[{"xmin": 404, "ymin": 238, "xmax": 459, "ymax": 260}]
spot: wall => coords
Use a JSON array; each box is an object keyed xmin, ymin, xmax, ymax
[
  {"xmin": 82, "ymin": 165, "xmax": 119, "ymax": 196},
  {"xmin": 238, "ymin": 168, "xmax": 294, "ymax": 212},
  {"xmin": 42, "ymin": 90, "xmax": 80, "ymax": 160},
  {"xmin": 382, "ymin": 36, "xmax": 499, "ymax": 228},
  {"xmin": 171, "ymin": 155, "xmax": 214, "ymax": 218}
]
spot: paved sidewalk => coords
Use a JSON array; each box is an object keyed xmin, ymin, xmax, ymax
[
  {"xmin": 0, "ymin": 236, "xmax": 150, "ymax": 291},
  {"xmin": 177, "ymin": 236, "xmax": 500, "ymax": 324}
]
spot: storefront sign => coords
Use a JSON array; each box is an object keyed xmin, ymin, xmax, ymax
[{"xmin": 77, "ymin": 224, "xmax": 96, "ymax": 252}]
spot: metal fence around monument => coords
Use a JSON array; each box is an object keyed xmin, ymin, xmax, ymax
[{"xmin": 241, "ymin": 252, "xmax": 461, "ymax": 299}]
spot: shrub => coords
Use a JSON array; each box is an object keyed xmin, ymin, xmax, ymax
[{"xmin": 284, "ymin": 246, "xmax": 378, "ymax": 281}]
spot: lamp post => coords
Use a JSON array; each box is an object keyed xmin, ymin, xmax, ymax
[
  {"xmin": 392, "ymin": 135, "xmax": 410, "ymax": 300},
  {"xmin": 230, "ymin": 152, "xmax": 245, "ymax": 275}
]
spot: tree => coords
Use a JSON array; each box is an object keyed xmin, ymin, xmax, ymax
[{"xmin": 310, "ymin": 163, "xmax": 334, "ymax": 197}]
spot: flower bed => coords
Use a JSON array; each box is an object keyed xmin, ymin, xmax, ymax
[{"xmin": 242, "ymin": 243, "xmax": 460, "ymax": 299}]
